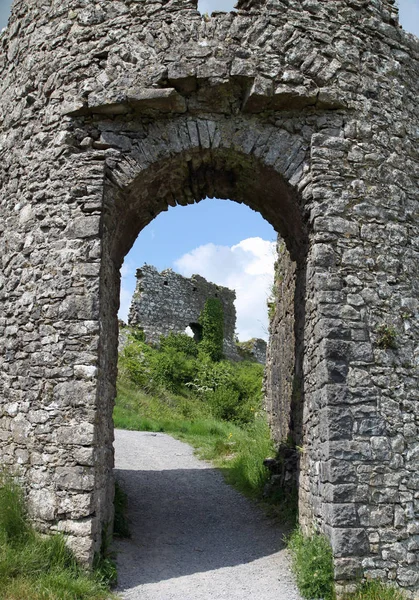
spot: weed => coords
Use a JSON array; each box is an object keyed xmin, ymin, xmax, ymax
[
  {"xmin": 287, "ymin": 528, "xmax": 335, "ymax": 600},
  {"xmin": 376, "ymin": 323, "xmax": 397, "ymax": 349}
]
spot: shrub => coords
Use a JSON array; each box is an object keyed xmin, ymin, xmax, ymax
[
  {"xmin": 118, "ymin": 330, "xmax": 265, "ymax": 426},
  {"xmin": 193, "ymin": 357, "xmax": 235, "ymax": 392},
  {"xmin": 207, "ymin": 386, "xmax": 241, "ymax": 421},
  {"xmin": 233, "ymin": 361, "xmax": 264, "ymax": 402},
  {"xmin": 159, "ymin": 332, "xmax": 198, "ymax": 357},
  {"xmin": 287, "ymin": 528, "xmax": 335, "ymax": 600},
  {"xmin": 119, "ymin": 339, "xmax": 154, "ymax": 389},
  {"xmin": 150, "ymin": 347, "xmax": 196, "ymax": 393},
  {"xmin": 376, "ymin": 324, "xmax": 397, "ymax": 349}
]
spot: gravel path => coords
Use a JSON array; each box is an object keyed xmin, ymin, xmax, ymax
[{"xmin": 113, "ymin": 429, "xmax": 302, "ymax": 600}]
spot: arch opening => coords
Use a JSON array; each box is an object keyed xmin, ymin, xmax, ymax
[
  {"xmin": 187, "ymin": 323, "xmax": 203, "ymax": 343},
  {"xmin": 96, "ymin": 141, "xmax": 309, "ymax": 558}
]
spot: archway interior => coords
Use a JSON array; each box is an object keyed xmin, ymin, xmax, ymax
[
  {"xmin": 119, "ymin": 197, "xmax": 277, "ymax": 342},
  {"xmin": 106, "ymin": 149, "xmax": 306, "ymax": 267},
  {"xmin": 97, "ymin": 147, "xmax": 308, "ymax": 534}
]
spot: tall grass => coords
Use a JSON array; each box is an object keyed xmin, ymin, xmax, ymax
[
  {"xmin": 0, "ymin": 473, "xmax": 115, "ymax": 600},
  {"xmin": 287, "ymin": 528, "xmax": 335, "ymax": 600}
]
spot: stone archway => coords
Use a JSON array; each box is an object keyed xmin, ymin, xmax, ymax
[{"xmin": 0, "ymin": 0, "xmax": 418, "ymax": 596}]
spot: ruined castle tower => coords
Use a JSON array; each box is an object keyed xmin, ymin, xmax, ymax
[{"xmin": 128, "ymin": 266, "xmax": 239, "ymax": 360}]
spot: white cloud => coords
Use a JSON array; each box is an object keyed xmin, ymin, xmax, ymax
[
  {"xmin": 119, "ymin": 262, "xmax": 136, "ymax": 323},
  {"xmin": 174, "ymin": 237, "xmax": 276, "ymax": 341}
]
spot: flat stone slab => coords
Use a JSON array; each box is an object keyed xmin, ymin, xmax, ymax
[{"xmin": 113, "ymin": 429, "xmax": 302, "ymax": 600}]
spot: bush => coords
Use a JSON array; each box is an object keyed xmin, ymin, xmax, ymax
[
  {"xmin": 118, "ymin": 332, "xmax": 264, "ymax": 426},
  {"xmin": 160, "ymin": 332, "xmax": 198, "ymax": 357},
  {"xmin": 150, "ymin": 347, "xmax": 196, "ymax": 393},
  {"xmin": 287, "ymin": 528, "xmax": 335, "ymax": 600},
  {"xmin": 119, "ymin": 339, "xmax": 154, "ymax": 390},
  {"xmin": 206, "ymin": 386, "xmax": 241, "ymax": 421},
  {"xmin": 193, "ymin": 357, "xmax": 235, "ymax": 392}
]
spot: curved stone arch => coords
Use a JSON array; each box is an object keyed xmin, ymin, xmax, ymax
[
  {"xmin": 101, "ymin": 115, "xmax": 312, "ymax": 263},
  {"xmin": 94, "ymin": 110, "xmax": 357, "ymax": 590},
  {"xmin": 95, "ymin": 114, "xmax": 316, "ymax": 542}
]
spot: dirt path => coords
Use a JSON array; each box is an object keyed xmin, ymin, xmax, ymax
[{"xmin": 113, "ymin": 429, "xmax": 302, "ymax": 600}]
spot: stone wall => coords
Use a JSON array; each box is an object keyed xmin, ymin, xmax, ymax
[
  {"xmin": 128, "ymin": 265, "xmax": 238, "ymax": 360},
  {"xmin": 0, "ymin": 0, "xmax": 418, "ymax": 596},
  {"xmin": 265, "ymin": 239, "xmax": 299, "ymax": 447}
]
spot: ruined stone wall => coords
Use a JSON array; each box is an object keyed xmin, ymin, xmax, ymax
[
  {"xmin": 0, "ymin": 0, "xmax": 418, "ymax": 595},
  {"xmin": 265, "ymin": 239, "xmax": 298, "ymax": 447},
  {"xmin": 247, "ymin": 339, "xmax": 267, "ymax": 365},
  {"xmin": 128, "ymin": 265, "xmax": 238, "ymax": 360}
]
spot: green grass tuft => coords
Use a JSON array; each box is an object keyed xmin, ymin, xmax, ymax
[
  {"xmin": 0, "ymin": 473, "xmax": 115, "ymax": 600},
  {"xmin": 346, "ymin": 580, "xmax": 407, "ymax": 600},
  {"xmin": 287, "ymin": 528, "xmax": 335, "ymax": 600}
]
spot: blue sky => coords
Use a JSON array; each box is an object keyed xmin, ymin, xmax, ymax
[{"xmin": 1, "ymin": 1, "xmax": 418, "ymax": 339}]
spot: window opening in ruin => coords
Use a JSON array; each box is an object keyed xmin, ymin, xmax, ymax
[{"xmin": 188, "ymin": 322, "xmax": 203, "ymax": 342}]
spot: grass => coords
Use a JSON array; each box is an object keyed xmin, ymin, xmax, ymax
[
  {"xmin": 0, "ymin": 474, "xmax": 115, "ymax": 600},
  {"xmin": 345, "ymin": 580, "xmax": 407, "ymax": 600},
  {"xmin": 287, "ymin": 528, "xmax": 335, "ymax": 600},
  {"xmin": 287, "ymin": 529, "xmax": 408, "ymax": 600},
  {"xmin": 114, "ymin": 378, "xmax": 274, "ymax": 500}
]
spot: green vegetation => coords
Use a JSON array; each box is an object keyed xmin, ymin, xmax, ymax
[
  {"xmin": 115, "ymin": 329, "xmax": 405, "ymax": 600},
  {"xmin": 198, "ymin": 297, "xmax": 224, "ymax": 361},
  {"xmin": 115, "ymin": 330, "xmax": 273, "ymax": 498},
  {"xmin": 376, "ymin": 323, "xmax": 397, "ymax": 349},
  {"xmin": 287, "ymin": 528, "xmax": 335, "ymax": 600},
  {"xmin": 286, "ymin": 529, "xmax": 406, "ymax": 600},
  {"xmin": 0, "ymin": 473, "xmax": 115, "ymax": 600},
  {"xmin": 345, "ymin": 580, "xmax": 407, "ymax": 600}
]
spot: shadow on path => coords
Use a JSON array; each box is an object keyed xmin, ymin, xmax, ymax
[{"xmin": 113, "ymin": 429, "xmax": 301, "ymax": 599}]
